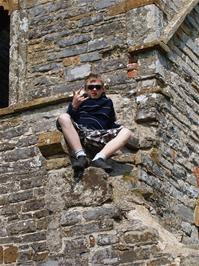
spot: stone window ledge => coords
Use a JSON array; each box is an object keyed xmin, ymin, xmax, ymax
[{"xmin": 0, "ymin": 94, "xmax": 72, "ymax": 117}]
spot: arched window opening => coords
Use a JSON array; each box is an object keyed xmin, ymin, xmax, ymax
[{"xmin": 0, "ymin": 7, "xmax": 10, "ymax": 108}]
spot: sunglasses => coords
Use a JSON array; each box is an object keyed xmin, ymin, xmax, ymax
[{"xmin": 87, "ymin": 84, "xmax": 102, "ymax": 90}]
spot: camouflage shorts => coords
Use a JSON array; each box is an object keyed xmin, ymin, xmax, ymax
[
  {"xmin": 75, "ymin": 123, "xmax": 123, "ymax": 149},
  {"xmin": 56, "ymin": 119, "xmax": 123, "ymax": 150}
]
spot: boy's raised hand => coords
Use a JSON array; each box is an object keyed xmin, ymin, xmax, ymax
[{"xmin": 72, "ymin": 88, "xmax": 89, "ymax": 109}]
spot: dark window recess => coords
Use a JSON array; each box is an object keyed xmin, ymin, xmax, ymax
[{"xmin": 0, "ymin": 7, "xmax": 10, "ymax": 108}]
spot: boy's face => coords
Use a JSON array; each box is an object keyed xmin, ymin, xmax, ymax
[{"xmin": 85, "ymin": 79, "xmax": 105, "ymax": 99}]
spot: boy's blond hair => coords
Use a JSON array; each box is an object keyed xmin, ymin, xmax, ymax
[{"xmin": 85, "ymin": 73, "xmax": 104, "ymax": 87}]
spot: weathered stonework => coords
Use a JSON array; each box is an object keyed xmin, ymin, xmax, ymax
[{"xmin": 0, "ymin": 0, "xmax": 199, "ymax": 265}]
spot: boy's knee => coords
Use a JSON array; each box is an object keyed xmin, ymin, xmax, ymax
[
  {"xmin": 57, "ymin": 113, "xmax": 72, "ymax": 129},
  {"xmin": 121, "ymin": 128, "xmax": 132, "ymax": 138},
  {"xmin": 58, "ymin": 113, "xmax": 71, "ymax": 126}
]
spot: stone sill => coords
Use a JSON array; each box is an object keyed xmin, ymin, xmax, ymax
[
  {"xmin": 128, "ymin": 40, "xmax": 170, "ymax": 54},
  {"xmin": 0, "ymin": 94, "xmax": 72, "ymax": 118},
  {"xmin": 107, "ymin": 0, "xmax": 163, "ymax": 16}
]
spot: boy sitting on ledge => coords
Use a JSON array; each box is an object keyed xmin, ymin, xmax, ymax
[{"xmin": 57, "ymin": 73, "xmax": 132, "ymax": 174}]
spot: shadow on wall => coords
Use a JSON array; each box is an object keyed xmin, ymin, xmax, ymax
[{"xmin": 0, "ymin": 7, "xmax": 10, "ymax": 108}]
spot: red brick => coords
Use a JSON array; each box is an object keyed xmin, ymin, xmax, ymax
[{"xmin": 127, "ymin": 69, "xmax": 138, "ymax": 78}]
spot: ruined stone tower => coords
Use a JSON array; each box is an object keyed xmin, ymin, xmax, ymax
[{"xmin": 0, "ymin": 0, "xmax": 199, "ymax": 265}]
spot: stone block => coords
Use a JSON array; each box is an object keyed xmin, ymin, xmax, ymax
[
  {"xmin": 31, "ymin": 241, "xmax": 47, "ymax": 253},
  {"xmin": 91, "ymin": 247, "xmax": 118, "ymax": 265},
  {"xmin": 22, "ymin": 198, "xmax": 45, "ymax": 212},
  {"xmin": 63, "ymin": 56, "xmax": 80, "ymax": 67},
  {"xmin": 1, "ymin": 125, "xmax": 27, "ymax": 139},
  {"xmin": 127, "ymin": 4, "xmax": 164, "ymax": 47},
  {"xmin": 60, "ymin": 210, "xmax": 82, "ymax": 226},
  {"xmin": 8, "ymin": 190, "xmax": 34, "ymax": 204},
  {"xmin": 7, "ymin": 220, "xmax": 36, "ymax": 236},
  {"xmin": 119, "ymin": 244, "xmax": 159, "ymax": 263},
  {"xmin": 95, "ymin": 0, "xmax": 116, "ymax": 10},
  {"xmin": 83, "ymin": 205, "xmax": 121, "ymax": 221},
  {"xmin": 80, "ymin": 52, "xmax": 101, "ymax": 62},
  {"xmin": 46, "ymin": 157, "xmax": 70, "ymax": 170},
  {"xmin": 78, "ymin": 13, "xmax": 103, "ymax": 27},
  {"xmin": 97, "ymin": 233, "xmax": 119, "ymax": 246},
  {"xmin": 38, "ymin": 131, "xmax": 66, "ymax": 157},
  {"xmin": 33, "ymin": 251, "xmax": 48, "ymax": 262},
  {"xmin": 65, "ymin": 63, "xmax": 91, "ymax": 81},
  {"xmin": 181, "ymin": 221, "xmax": 192, "ymax": 236},
  {"xmin": 38, "ymin": 131, "xmax": 62, "ymax": 148},
  {"xmin": 37, "ymin": 217, "xmax": 48, "ymax": 231},
  {"xmin": 135, "ymin": 49, "xmax": 165, "ymax": 77},
  {"xmin": 174, "ymin": 204, "xmax": 193, "ymax": 224},
  {"xmin": 32, "ymin": 63, "xmax": 60, "ymax": 73},
  {"xmin": 33, "ymin": 210, "xmax": 49, "ymax": 219},
  {"xmin": 172, "ymin": 164, "xmax": 187, "ymax": 180},
  {"xmin": 18, "ymin": 248, "xmax": 33, "ymax": 263},
  {"xmin": 94, "ymin": 18, "xmax": 126, "ymax": 36},
  {"xmin": 45, "ymin": 169, "xmax": 68, "ymax": 213},
  {"xmin": 87, "ymin": 38, "xmax": 109, "ymax": 52},
  {"xmin": 92, "ymin": 57, "xmax": 126, "ymax": 73},
  {"xmin": 63, "ymin": 219, "xmax": 113, "ymax": 238},
  {"xmin": 48, "ymin": 44, "xmax": 88, "ymax": 60},
  {"xmin": 64, "ymin": 167, "xmax": 112, "ymax": 208},
  {"xmin": 123, "ymin": 229, "xmax": 158, "ymax": 244},
  {"xmin": 21, "ymin": 232, "xmax": 46, "ymax": 243},
  {"xmin": 3, "ymin": 146, "xmax": 37, "ymax": 162},
  {"xmin": 135, "ymin": 107, "xmax": 160, "ymax": 125},
  {"xmin": 20, "ymin": 176, "xmax": 44, "ymax": 190},
  {"xmin": 4, "ymin": 246, "xmax": 18, "ymax": 264},
  {"xmin": 63, "ymin": 237, "xmax": 89, "ymax": 257},
  {"xmin": 57, "ymin": 34, "xmax": 91, "ymax": 48}
]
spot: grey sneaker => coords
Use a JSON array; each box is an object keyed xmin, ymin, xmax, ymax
[{"xmin": 91, "ymin": 158, "xmax": 113, "ymax": 173}]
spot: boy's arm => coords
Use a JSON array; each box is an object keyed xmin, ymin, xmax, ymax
[
  {"xmin": 67, "ymin": 102, "xmax": 79, "ymax": 120},
  {"xmin": 67, "ymin": 89, "xmax": 88, "ymax": 120},
  {"xmin": 102, "ymin": 98, "xmax": 117, "ymax": 123}
]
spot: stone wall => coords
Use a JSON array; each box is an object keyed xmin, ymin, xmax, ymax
[
  {"xmin": 130, "ymin": 2, "xmax": 199, "ymax": 244},
  {"xmin": 160, "ymin": 5, "xmax": 199, "ymax": 242},
  {"xmin": 0, "ymin": 0, "xmax": 199, "ymax": 265}
]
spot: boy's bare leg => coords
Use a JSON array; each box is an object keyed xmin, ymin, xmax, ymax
[
  {"xmin": 91, "ymin": 128, "xmax": 132, "ymax": 173},
  {"xmin": 58, "ymin": 113, "xmax": 88, "ymax": 175},
  {"xmin": 99, "ymin": 128, "xmax": 132, "ymax": 158},
  {"xmin": 58, "ymin": 113, "xmax": 83, "ymax": 152}
]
